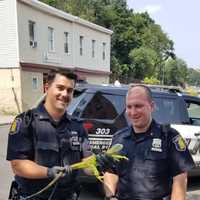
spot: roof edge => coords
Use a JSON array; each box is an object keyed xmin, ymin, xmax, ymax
[{"xmin": 18, "ymin": 0, "xmax": 113, "ymax": 35}]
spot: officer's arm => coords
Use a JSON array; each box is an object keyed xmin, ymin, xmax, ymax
[
  {"xmin": 171, "ymin": 172, "xmax": 187, "ymax": 200},
  {"xmin": 11, "ymin": 159, "xmax": 48, "ymax": 179},
  {"xmin": 103, "ymin": 172, "xmax": 118, "ymax": 198}
]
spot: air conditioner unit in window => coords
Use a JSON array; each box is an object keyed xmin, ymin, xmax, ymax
[{"xmin": 30, "ymin": 41, "xmax": 37, "ymax": 48}]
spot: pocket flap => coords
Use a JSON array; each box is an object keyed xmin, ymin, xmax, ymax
[{"xmin": 36, "ymin": 141, "xmax": 59, "ymax": 152}]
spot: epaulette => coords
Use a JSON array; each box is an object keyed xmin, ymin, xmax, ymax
[
  {"xmin": 22, "ymin": 109, "xmax": 34, "ymax": 128},
  {"xmin": 161, "ymin": 123, "xmax": 171, "ymax": 134},
  {"xmin": 160, "ymin": 123, "xmax": 180, "ymax": 142}
]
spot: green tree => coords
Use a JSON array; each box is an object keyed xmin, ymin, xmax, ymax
[
  {"xmin": 128, "ymin": 46, "xmax": 158, "ymax": 81},
  {"xmin": 164, "ymin": 58, "xmax": 188, "ymax": 86},
  {"xmin": 40, "ymin": 0, "xmax": 175, "ymax": 84},
  {"xmin": 143, "ymin": 77, "xmax": 160, "ymax": 85},
  {"xmin": 41, "ymin": 0, "xmax": 65, "ymax": 9},
  {"xmin": 187, "ymin": 68, "xmax": 200, "ymax": 86}
]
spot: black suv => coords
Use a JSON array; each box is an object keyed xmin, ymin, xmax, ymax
[
  {"xmin": 68, "ymin": 84, "xmax": 195, "ymax": 149},
  {"xmin": 67, "ymin": 84, "xmax": 200, "ymax": 177}
]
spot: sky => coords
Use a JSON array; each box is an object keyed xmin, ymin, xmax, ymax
[{"xmin": 127, "ymin": 0, "xmax": 200, "ymax": 69}]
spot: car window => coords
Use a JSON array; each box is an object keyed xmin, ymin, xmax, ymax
[
  {"xmin": 81, "ymin": 92, "xmax": 125, "ymax": 120},
  {"xmin": 153, "ymin": 97, "xmax": 181, "ymax": 124},
  {"xmin": 68, "ymin": 87, "xmax": 188, "ymax": 124},
  {"xmin": 187, "ymin": 103, "xmax": 200, "ymax": 117},
  {"xmin": 186, "ymin": 101, "xmax": 200, "ymax": 125},
  {"xmin": 67, "ymin": 92, "xmax": 94, "ymax": 117}
]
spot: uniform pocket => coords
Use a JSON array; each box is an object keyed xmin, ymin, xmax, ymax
[
  {"xmin": 35, "ymin": 141, "xmax": 59, "ymax": 166},
  {"xmin": 144, "ymin": 151, "xmax": 168, "ymax": 176},
  {"xmin": 36, "ymin": 141, "xmax": 59, "ymax": 152}
]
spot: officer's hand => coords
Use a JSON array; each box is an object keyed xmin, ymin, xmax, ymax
[
  {"xmin": 47, "ymin": 165, "xmax": 72, "ymax": 179},
  {"xmin": 96, "ymin": 153, "xmax": 117, "ymax": 173}
]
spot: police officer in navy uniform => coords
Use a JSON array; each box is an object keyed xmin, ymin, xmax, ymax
[
  {"xmin": 7, "ymin": 70, "xmax": 113, "ymax": 200},
  {"xmin": 104, "ymin": 84, "xmax": 195, "ymax": 200}
]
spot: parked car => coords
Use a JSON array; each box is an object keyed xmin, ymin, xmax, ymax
[{"xmin": 67, "ymin": 83, "xmax": 200, "ymax": 177}]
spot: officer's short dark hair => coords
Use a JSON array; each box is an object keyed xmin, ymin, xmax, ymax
[
  {"xmin": 47, "ymin": 69, "xmax": 77, "ymax": 85},
  {"xmin": 128, "ymin": 84, "xmax": 153, "ymax": 102}
]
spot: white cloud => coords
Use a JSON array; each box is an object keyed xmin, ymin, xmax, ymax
[{"xmin": 143, "ymin": 5, "xmax": 162, "ymax": 14}]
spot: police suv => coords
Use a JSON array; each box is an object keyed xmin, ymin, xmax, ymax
[{"xmin": 67, "ymin": 83, "xmax": 200, "ymax": 177}]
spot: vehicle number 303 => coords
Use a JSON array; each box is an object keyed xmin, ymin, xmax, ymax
[{"xmin": 96, "ymin": 128, "xmax": 110, "ymax": 135}]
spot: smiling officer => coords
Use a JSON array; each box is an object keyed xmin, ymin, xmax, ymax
[
  {"xmin": 7, "ymin": 69, "xmax": 114, "ymax": 200},
  {"xmin": 104, "ymin": 84, "xmax": 195, "ymax": 200}
]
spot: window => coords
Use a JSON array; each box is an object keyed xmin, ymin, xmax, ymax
[
  {"xmin": 48, "ymin": 27, "xmax": 54, "ymax": 51},
  {"xmin": 153, "ymin": 97, "xmax": 180, "ymax": 124},
  {"xmin": 32, "ymin": 77, "xmax": 38, "ymax": 90},
  {"xmin": 102, "ymin": 42, "xmax": 106, "ymax": 60},
  {"xmin": 29, "ymin": 20, "xmax": 37, "ymax": 47},
  {"xmin": 80, "ymin": 36, "xmax": 83, "ymax": 55},
  {"xmin": 92, "ymin": 40, "xmax": 95, "ymax": 58},
  {"xmin": 68, "ymin": 91, "xmax": 126, "ymax": 120},
  {"xmin": 29, "ymin": 20, "xmax": 35, "ymax": 41},
  {"xmin": 64, "ymin": 32, "xmax": 69, "ymax": 53},
  {"xmin": 185, "ymin": 100, "xmax": 200, "ymax": 125},
  {"xmin": 78, "ymin": 92, "xmax": 124, "ymax": 120}
]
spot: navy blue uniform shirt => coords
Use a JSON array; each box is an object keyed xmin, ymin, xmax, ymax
[
  {"xmin": 7, "ymin": 103, "xmax": 91, "ymax": 199},
  {"xmin": 111, "ymin": 120, "xmax": 195, "ymax": 200}
]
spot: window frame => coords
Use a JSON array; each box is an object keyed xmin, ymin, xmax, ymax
[
  {"xmin": 64, "ymin": 31, "xmax": 69, "ymax": 54},
  {"xmin": 92, "ymin": 39, "xmax": 95, "ymax": 58},
  {"xmin": 29, "ymin": 20, "xmax": 35, "ymax": 41},
  {"xmin": 48, "ymin": 26, "xmax": 55, "ymax": 52},
  {"xmin": 102, "ymin": 42, "xmax": 106, "ymax": 60},
  {"xmin": 32, "ymin": 76, "xmax": 39, "ymax": 90},
  {"xmin": 80, "ymin": 35, "xmax": 84, "ymax": 56}
]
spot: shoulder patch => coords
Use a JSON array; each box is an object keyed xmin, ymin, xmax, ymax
[
  {"xmin": 9, "ymin": 118, "xmax": 22, "ymax": 135},
  {"xmin": 172, "ymin": 135, "xmax": 186, "ymax": 151}
]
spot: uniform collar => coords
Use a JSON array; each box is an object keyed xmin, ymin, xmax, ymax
[
  {"xmin": 130, "ymin": 120, "xmax": 158, "ymax": 142},
  {"xmin": 122, "ymin": 125, "xmax": 134, "ymax": 139},
  {"xmin": 149, "ymin": 119, "xmax": 162, "ymax": 137},
  {"xmin": 36, "ymin": 102, "xmax": 71, "ymax": 123}
]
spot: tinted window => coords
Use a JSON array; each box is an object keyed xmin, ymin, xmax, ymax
[
  {"xmin": 81, "ymin": 92, "xmax": 125, "ymax": 120},
  {"xmin": 68, "ymin": 92, "xmax": 94, "ymax": 117},
  {"xmin": 153, "ymin": 97, "xmax": 181, "ymax": 124},
  {"xmin": 69, "ymin": 91, "xmax": 125, "ymax": 120}
]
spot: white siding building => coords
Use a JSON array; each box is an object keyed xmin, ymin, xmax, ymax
[{"xmin": 0, "ymin": 0, "xmax": 112, "ymax": 113}]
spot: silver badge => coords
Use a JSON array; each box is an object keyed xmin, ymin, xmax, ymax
[
  {"xmin": 151, "ymin": 138, "xmax": 162, "ymax": 152},
  {"xmin": 70, "ymin": 131, "xmax": 81, "ymax": 150}
]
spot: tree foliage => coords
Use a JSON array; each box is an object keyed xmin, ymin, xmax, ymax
[
  {"xmin": 187, "ymin": 68, "xmax": 200, "ymax": 86},
  {"xmin": 40, "ymin": 0, "xmax": 193, "ymax": 86},
  {"xmin": 129, "ymin": 46, "xmax": 158, "ymax": 80},
  {"xmin": 143, "ymin": 77, "xmax": 160, "ymax": 85},
  {"xmin": 164, "ymin": 58, "xmax": 188, "ymax": 87}
]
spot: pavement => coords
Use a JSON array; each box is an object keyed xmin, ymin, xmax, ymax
[{"xmin": 0, "ymin": 114, "xmax": 15, "ymax": 126}]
